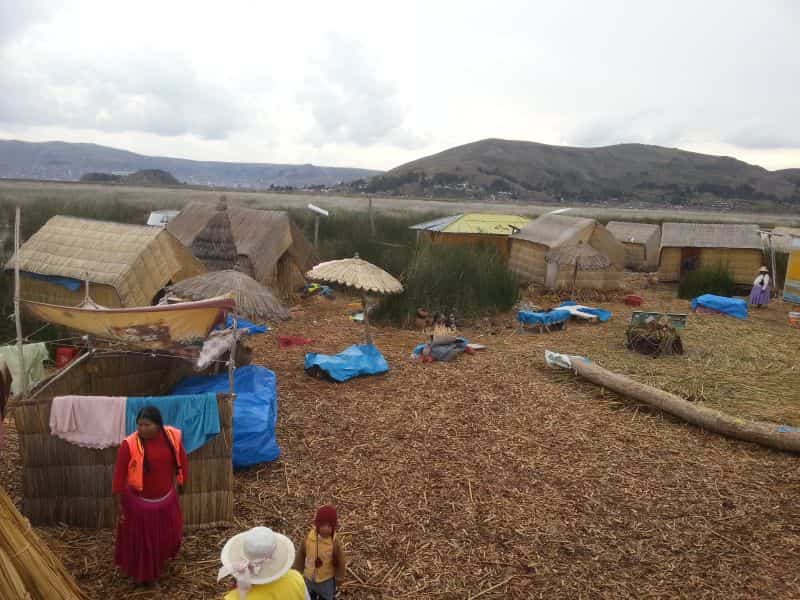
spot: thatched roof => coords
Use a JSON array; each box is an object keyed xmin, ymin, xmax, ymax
[
  {"xmin": 167, "ymin": 269, "xmax": 289, "ymax": 322},
  {"xmin": 190, "ymin": 196, "xmax": 238, "ymax": 271},
  {"xmin": 168, "ymin": 203, "xmax": 318, "ymax": 283},
  {"xmin": 660, "ymin": 223, "xmax": 762, "ymax": 250},
  {"xmin": 771, "ymin": 227, "xmax": 800, "ymax": 253},
  {"xmin": 5, "ymin": 216, "xmax": 205, "ymax": 307},
  {"xmin": 306, "ymin": 255, "xmax": 403, "ymax": 294},
  {"xmin": 511, "ymin": 214, "xmax": 595, "ymax": 248},
  {"xmin": 606, "ymin": 221, "xmax": 660, "ymax": 245},
  {"xmin": 546, "ymin": 241, "xmax": 612, "ymax": 271}
]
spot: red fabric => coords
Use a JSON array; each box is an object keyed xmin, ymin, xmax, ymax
[
  {"xmin": 112, "ymin": 433, "xmax": 188, "ymax": 499},
  {"xmin": 114, "ymin": 486, "xmax": 183, "ymax": 583},
  {"xmin": 314, "ymin": 505, "xmax": 338, "ymax": 532},
  {"xmin": 279, "ymin": 335, "xmax": 315, "ymax": 349}
]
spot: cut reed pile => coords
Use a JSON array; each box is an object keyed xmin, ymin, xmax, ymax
[{"xmin": 0, "ymin": 289, "xmax": 798, "ymax": 599}]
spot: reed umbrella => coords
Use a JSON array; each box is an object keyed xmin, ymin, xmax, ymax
[
  {"xmin": 166, "ymin": 268, "xmax": 289, "ymax": 322},
  {"xmin": 305, "ymin": 254, "xmax": 403, "ymax": 344},
  {"xmin": 191, "ymin": 195, "xmax": 238, "ymax": 271},
  {"xmin": 545, "ymin": 240, "xmax": 611, "ymax": 298}
]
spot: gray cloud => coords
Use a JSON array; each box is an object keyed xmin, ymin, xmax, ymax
[
  {"xmin": 0, "ymin": 0, "xmax": 59, "ymax": 45},
  {"xmin": 299, "ymin": 34, "xmax": 427, "ymax": 149},
  {"xmin": 0, "ymin": 36, "xmax": 248, "ymax": 139}
]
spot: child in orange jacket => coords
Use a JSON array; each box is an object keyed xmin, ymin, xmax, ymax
[{"xmin": 293, "ymin": 505, "xmax": 346, "ymax": 600}]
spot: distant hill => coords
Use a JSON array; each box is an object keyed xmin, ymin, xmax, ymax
[
  {"xmin": 777, "ymin": 169, "xmax": 800, "ymax": 186},
  {"xmin": 80, "ymin": 169, "xmax": 181, "ymax": 186},
  {"xmin": 369, "ymin": 138, "xmax": 800, "ymax": 209},
  {"xmin": 0, "ymin": 140, "xmax": 380, "ymax": 188}
]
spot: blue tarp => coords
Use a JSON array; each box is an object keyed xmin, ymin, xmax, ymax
[
  {"xmin": 518, "ymin": 309, "xmax": 571, "ymax": 326},
  {"xmin": 559, "ymin": 301, "xmax": 613, "ymax": 322},
  {"xmin": 412, "ymin": 337, "xmax": 470, "ymax": 356},
  {"xmin": 216, "ymin": 314, "xmax": 269, "ymax": 335},
  {"xmin": 126, "ymin": 393, "xmax": 220, "ymax": 454},
  {"xmin": 22, "ymin": 271, "xmax": 82, "ymax": 291},
  {"xmin": 171, "ymin": 366, "xmax": 280, "ymax": 467},
  {"xmin": 691, "ymin": 294, "xmax": 748, "ymax": 320},
  {"xmin": 305, "ymin": 344, "xmax": 389, "ymax": 382}
]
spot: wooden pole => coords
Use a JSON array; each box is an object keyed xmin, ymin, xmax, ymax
[
  {"xmin": 362, "ymin": 292, "xmax": 372, "ymax": 345},
  {"xmin": 314, "ymin": 215, "xmax": 320, "ymax": 249},
  {"xmin": 228, "ymin": 314, "xmax": 237, "ymax": 394},
  {"xmin": 768, "ymin": 234, "xmax": 777, "ymax": 298},
  {"xmin": 13, "ymin": 207, "xmax": 27, "ymax": 398},
  {"xmin": 571, "ymin": 261, "xmax": 578, "ymax": 300}
]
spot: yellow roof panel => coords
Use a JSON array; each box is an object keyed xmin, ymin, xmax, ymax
[{"xmin": 442, "ymin": 213, "xmax": 530, "ymax": 235}]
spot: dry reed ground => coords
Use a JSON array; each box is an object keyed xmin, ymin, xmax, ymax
[{"xmin": 1, "ymin": 282, "xmax": 800, "ymax": 599}]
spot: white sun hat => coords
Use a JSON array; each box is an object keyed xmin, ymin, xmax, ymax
[{"xmin": 218, "ymin": 526, "xmax": 295, "ymax": 597}]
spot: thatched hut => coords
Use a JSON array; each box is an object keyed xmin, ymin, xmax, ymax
[
  {"xmin": 168, "ymin": 203, "xmax": 318, "ymax": 297},
  {"xmin": 190, "ymin": 196, "xmax": 238, "ymax": 272},
  {"xmin": 657, "ymin": 223, "xmax": 763, "ymax": 284},
  {"xmin": 509, "ymin": 214, "xmax": 625, "ymax": 290},
  {"xmin": 5, "ymin": 216, "xmax": 205, "ymax": 307},
  {"xmin": 606, "ymin": 221, "xmax": 661, "ymax": 271},
  {"xmin": 14, "ymin": 352, "xmax": 233, "ymax": 529},
  {"xmin": 410, "ymin": 213, "xmax": 530, "ymax": 259}
]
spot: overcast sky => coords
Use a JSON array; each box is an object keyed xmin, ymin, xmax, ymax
[{"xmin": 0, "ymin": 0, "xmax": 798, "ymax": 171}]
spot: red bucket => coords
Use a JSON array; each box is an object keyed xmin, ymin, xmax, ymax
[
  {"xmin": 624, "ymin": 294, "xmax": 643, "ymax": 307},
  {"xmin": 55, "ymin": 347, "xmax": 78, "ymax": 368}
]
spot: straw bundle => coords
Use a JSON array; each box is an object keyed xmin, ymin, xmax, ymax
[
  {"xmin": 14, "ymin": 353, "xmax": 234, "ymax": 529},
  {"xmin": 0, "ymin": 486, "xmax": 89, "ymax": 599},
  {"xmin": 167, "ymin": 269, "xmax": 289, "ymax": 322},
  {"xmin": 190, "ymin": 196, "xmax": 238, "ymax": 272}
]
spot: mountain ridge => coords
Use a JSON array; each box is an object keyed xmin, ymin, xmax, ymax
[{"xmin": 0, "ymin": 139, "xmax": 380, "ymax": 188}]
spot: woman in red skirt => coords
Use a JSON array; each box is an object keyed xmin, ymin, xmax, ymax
[{"xmin": 112, "ymin": 406, "xmax": 188, "ymax": 584}]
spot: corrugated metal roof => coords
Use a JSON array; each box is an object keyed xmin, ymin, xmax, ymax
[
  {"xmin": 410, "ymin": 213, "xmax": 530, "ymax": 235},
  {"xmin": 660, "ymin": 223, "xmax": 762, "ymax": 250},
  {"xmin": 606, "ymin": 221, "xmax": 660, "ymax": 245},
  {"xmin": 511, "ymin": 214, "xmax": 596, "ymax": 248}
]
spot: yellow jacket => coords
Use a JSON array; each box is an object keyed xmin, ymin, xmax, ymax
[
  {"xmin": 293, "ymin": 528, "xmax": 346, "ymax": 583},
  {"xmin": 223, "ymin": 569, "xmax": 307, "ymax": 600}
]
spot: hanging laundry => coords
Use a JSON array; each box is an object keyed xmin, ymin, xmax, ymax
[
  {"xmin": 0, "ymin": 342, "xmax": 49, "ymax": 395},
  {"xmin": 126, "ymin": 393, "xmax": 220, "ymax": 454},
  {"xmin": 50, "ymin": 395, "xmax": 127, "ymax": 449}
]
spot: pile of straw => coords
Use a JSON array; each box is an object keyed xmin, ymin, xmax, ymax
[{"xmin": 0, "ymin": 486, "xmax": 88, "ymax": 599}]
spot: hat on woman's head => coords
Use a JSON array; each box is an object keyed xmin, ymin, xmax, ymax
[
  {"xmin": 759, "ymin": 266, "xmax": 769, "ymax": 273},
  {"xmin": 218, "ymin": 527, "xmax": 295, "ymax": 598},
  {"xmin": 314, "ymin": 505, "xmax": 338, "ymax": 532}
]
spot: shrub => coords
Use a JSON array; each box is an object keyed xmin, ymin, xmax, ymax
[
  {"xmin": 373, "ymin": 243, "xmax": 520, "ymax": 326},
  {"xmin": 677, "ymin": 264, "xmax": 736, "ymax": 299}
]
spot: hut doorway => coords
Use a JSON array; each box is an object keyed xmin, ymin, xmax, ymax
[{"xmin": 680, "ymin": 247, "xmax": 701, "ymax": 276}]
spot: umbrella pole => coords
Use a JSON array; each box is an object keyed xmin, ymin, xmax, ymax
[
  {"xmin": 228, "ymin": 314, "xmax": 237, "ymax": 394},
  {"xmin": 571, "ymin": 261, "xmax": 578, "ymax": 300},
  {"xmin": 362, "ymin": 292, "xmax": 372, "ymax": 345}
]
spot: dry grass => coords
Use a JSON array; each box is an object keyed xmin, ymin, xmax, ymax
[{"xmin": 1, "ymin": 282, "xmax": 799, "ymax": 599}]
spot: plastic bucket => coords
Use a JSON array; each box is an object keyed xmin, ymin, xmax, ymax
[{"xmin": 55, "ymin": 347, "xmax": 78, "ymax": 368}]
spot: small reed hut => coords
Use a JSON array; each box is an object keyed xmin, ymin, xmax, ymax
[
  {"xmin": 168, "ymin": 202, "xmax": 318, "ymax": 297},
  {"xmin": 657, "ymin": 223, "xmax": 763, "ymax": 284},
  {"xmin": 5, "ymin": 216, "xmax": 205, "ymax": 307},
  {"xmin": 14, "ymin": 352, "xmax": 233, "ymax": 529},
  {"xmin": 410, "ymin": 213, "xmax": 531, "ymax": 259},
  {"xmin": 606, "ymin": 221, "xmax": 661, "ymax": 271},
  {"xmin": 509, "ymin": 214, "xmax": 625, "ymax": 290}
]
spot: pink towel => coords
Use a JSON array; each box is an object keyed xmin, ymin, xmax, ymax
[{"xmin": 50, "ymin": 395, "xmax": 127, "ymax": 449}]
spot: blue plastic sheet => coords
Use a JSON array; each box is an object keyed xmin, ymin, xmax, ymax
[
  {"xmin": 559, "ymin": 301, "xmax": 613, "ymax": 322},
  {"xmin": 126, "ymin": 393, "xmax": 220, "ymax": 454},
  {"xmin": 216, "ymin": 314, "xmax": 269, "ymax": 335},
  {"xmin": 22, "ymin": 271, "xmax": 82, "ymax": 291},
  {"xmin": 517, "ymin": 309, "xmax": 571, "ymax": 326},
  {"xmin": 691, "ymin": 294, "xmax": 748, "ymax": 320},
  {"xmin": 171, "ymin": 366, "xmax": 280, "ymax": 467},
  {"xmin": 305, "ymin": 344, "xmax": 389, "ymax": 382},
  {"xmin": 412, "ymin": 337, "xmax": 470, "ymax": 357}
]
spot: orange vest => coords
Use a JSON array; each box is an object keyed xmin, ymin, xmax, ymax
[{"xmin": 125, "ymin": 426, "xmax": 185, "ymax": 492}]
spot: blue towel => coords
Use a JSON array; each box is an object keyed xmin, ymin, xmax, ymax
[
  {"xmin": 216, "ymin": 314, "xmax": 269, "ymax": 335},
  {"xmin": 126, "ymin": 393, "xmax": 221, "ymax": 454},
  {"xmin": 559, "ymin": 301, "xmax": 612, "ymax": 322}
]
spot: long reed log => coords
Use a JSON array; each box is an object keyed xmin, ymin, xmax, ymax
[{"xmin": 564, "ymin": 355, "xmax": 800, "ymax": 453}]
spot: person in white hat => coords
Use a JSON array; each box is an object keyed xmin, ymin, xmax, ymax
[
  {"xmin": 749, "ymin": 266, "xmax": 771, "ymax": 308},
  {"xmin": 218, "ymin": 526, "xmax": 309, "ymax": 600}
]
